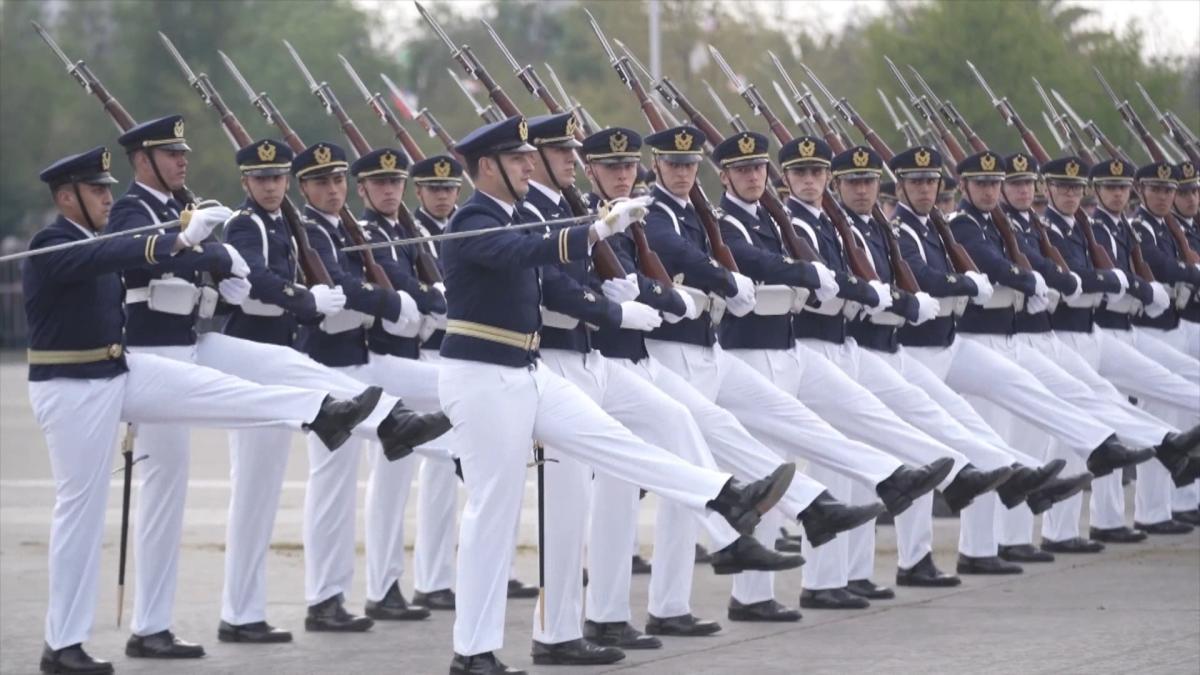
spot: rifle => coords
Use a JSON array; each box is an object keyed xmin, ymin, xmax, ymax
[
  {"xmin": 1095, "ymin": 69, "xmax": 1200, "ymax": 265},
  {"xmin": 802, "ymin": 63, "xmax": 975, "ymax": 281},
  {"xmin": 159, "ymin": 35, "xmax": 334, "ymax": 287},
  {"xmin": 34, "ymin": 21, "xmax": 197, "ymax": 208},
  {"xmin": 585, "ymin": 18, "xmax": 750, "ymax": 276},
  {"xmin": 621, "ymin": 43, "xmax": 819, "ymax": 264},
  {"xmin": 878, "ymin": 89, "xmax": 918, "ymax": 148},
  {"xmin": 768, "ymin": 54, "xmax": 893, "ymax": 282},
  {"xmin": 284, "ymin": 41, "xmax": 440, "ymax": 288},
  {"xmin": 417, "ymin": 3, "xmax": 626, "ymax": 280},
  {"xmin": 1042, "ymin": 85, "xmax": 1156, "ymax": 281},
  {"xmin": 379, "ymin": 72, "xmax": 473, "ymax": 177},
  {"xmin": 340, "ymin": 55, "xmax": 458, "ymax": 280}
]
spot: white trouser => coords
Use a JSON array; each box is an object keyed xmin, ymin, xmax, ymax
[
  {"xmin": 413, "ymin": 350, "xmax": 461, "ymax": 595},
  {"xmin": 726, "ymin": 345, "xmax": 906, "ymax": 598},
  {"xmin": 1001, "ymin": 331, "xmax": 1167, "ymax": 535},
  {"xmin": 1130, "ymin": 326, "xmax": 1200, "ymax": 383},
  {"xmin": 1054, "ymin": 329, "xmax": 1184, "ymax": 530},
  {"xmin": 798, "ymin": 339, "xmax": 965, "ymax": 578},
  {"xmin": 440, "ymin": 359, "xmax": 733, "ymax": 657},
  {"xmin": 1149, "ymin": 320, "xmax": 1199, "ymax": 361},
  {"xmin": 33, "ymin": 352, "xmax": 325, "ymax": 650},
  {"xmin": 305, "ymin": 354, "xmax": 442, "ymax": 606},
  {"xmin": 133, "ymin": 333, "xmax": 402, "ymax": 634},
  {"xmin": 586, "ymin": 354, "xmax": 758, "ymax": 624},
  {"xmin": 537, "ymin": 350, "xmax": 740, "ymax": 641},
  {"xmin": 1089, "ymin": 328, "xmax": 1200, "ymax": 421}
]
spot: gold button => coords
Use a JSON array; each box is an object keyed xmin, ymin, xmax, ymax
[{"xmin": 108, "ymin": 344, "xmax": 123, "ymax": 359}]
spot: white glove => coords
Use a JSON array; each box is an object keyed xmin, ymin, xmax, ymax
[
  {"xmin": 1064, "ymin": 272, "xmax": 1084, "ymax": 302},
  {"xmin": 619, "ymin": 301, "xmax": 663, "ymax": 331},
  {"xmin": 663, "ymin": 287, "xmax": 701, "ymax": 323},
  {"xmin": 591, "ymin": 196, "xmax": 653, "ymax": 239},
  {"xmin": 1031, "ymin": 271, "xmax": 1048, "ymax": 299},
  {"xmin": 1105, "ymin": 268, "xmax": 1128, "ymax": 303},
  {"xmin": 964, "ymin": 270, "xmax": 994, "ymax": 305},
  {"xmin": 179, "ymin": 205, "xmax": 234, "ymax": 247},
  {"xmin": 864, "ymin": 280, "xmax": 894, "ymax": 315},
  {"xmin": 812, "ymin": 262, "xmax": 840, "ymax": 303},
  {"xmin": 222, "ymin": 244, "xmax": 250, "ymax": 278},
  {"xmin": 311, "ymin": 284, "xmax": 347, "ymax": 315},
  {"xmin": 601, "ymin": 274, "xmax": 640, "ymax": 304},
  {"xmin": 396, "ymin": 290, "xmax": 421, "ymax": 327},
  {"xmin": 726, "ymin": 272, "xmax": 757, "ymax": 317},
  {"xmin": 1145, "ymin": 281, "xmax": 1170, "ymax": 318},
  {"xmin": 914, "ymin": 292, "xmax": 939, "ymax": 325},
  {"xmin": 217, "ymin": 277, "xmax": 251, "ymax": 305},
  {"xmin": 1026, "ymin": 292, "xmax": 1050, "ymax": 314},
  {"xmin": 432, "ymin": 282, "xmax": 447, "ymax": 295}
]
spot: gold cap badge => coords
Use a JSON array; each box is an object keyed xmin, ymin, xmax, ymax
[
  {"xmin": 1184, "ymin": 162, "xmax": 1196, "ymax": 179},
  {"xmin": 852, "ymin": 149, "xmax": 869, "ymax": 168},
  {"xmin": 609, "ymin": 131, "xmax": 628, "ymax": 153},
  {"xmin": 434, "ymin": 159, "xmax": 452, "ymax": 178},
  {"xmin": 799, "ymin": 139, "xmax": 815, "ymax": 158},
  {"xmin": 1013, "ymin": 155, "xmax": 1028, "ymax": 172},
  {"xmin": 980, "ymin": 154, "xmax": 996, "ymax": 172},
  {"xmin": 1065, "ymin": 160, "xmax": 1080, "ymax": 177},
  {"xmin": 915, "ymin": 149, "xmax": 931, "ymax": 167},
  {"xmin": 675, "ymin": 130, "xmax": 694, "ymax": 151},
  {"xmin": 737, "ymin": 134, "xmax": 756, "ymax": 155},
  {"xmin": 101, "ymin": 150, "xmax": 111, "ymax": 171},
  {"xmin": 257, "ymin": 142, "xmax": 276, "ymax": 162},
  {"xmin": 314, "ymin": 145, "xmax": 332, "ymax": 165},
  {"xmin": 566, "ymin": 115, "xmax": 578, "ymax": 137},
  {"xmin": 1157, "ymin": 164, "xmax": 1172, "ymax": 180},
  {"xmin": 518, "ymin": 118, "xmax": 529, "ymax": 142},
  {"xmin": 173, "ymin": 119, "xmax": 185, "ymax": 138},
  {"xmin": 380, "ymin": 152, "xmax": 397, "ymax": 171},
  {"xmin": 1109, "ymin": 160, "xmax": 1123, "ymax": 176}
]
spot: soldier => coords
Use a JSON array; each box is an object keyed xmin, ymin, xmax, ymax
[
  {"xmin": 437, "ymin": 115, "xmax": 798, "ymax": 675},
  {"xmin": 216, "ymin": 139, "xmax": 447, "ymax": 643},
  {"xmin": 105, "ymin": 120, "xmax": 443, "ymax": 656},
  {"xmin": 407, "ymin": 154, "xmax": 470, "ymax": 610},
  {"xmin": 1169, "ymin": 160, "xmax": 1200, "ymax": 524},
  {"xmin": 1040, "ymin": 156, "xmax": 1198, "ymax": 541},
  {"xmin": 886, "ymin": 145, "xmax": 1099, "ymax": 574},
  {"xmin": 516, "ymin": 113, "xmax": 803, "ymax": 665},
  {"xmin": 26, "ymin": 146, "xmax": 380, "ymax": 674},
  {"xmin": 878, "ymin": 179, "xmax": 898, "ymax": 221},
  {"xmin": 946, "ymin": 150, "xmax": 1180, "ymax": 553}
]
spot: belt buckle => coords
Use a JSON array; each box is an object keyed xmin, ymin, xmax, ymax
[
  {"xmin": 107, "ymin": 344, "xmax": 123, "ymax": 359},
  {"xmin": 529, "ymin": 333, "xmax": 541, "ymax": 352}
]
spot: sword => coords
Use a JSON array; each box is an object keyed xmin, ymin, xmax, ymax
[
  {"xmin": 116, "ymin": 423, "xmax": 137, "ymax": 628},
  {"xmin": 0, "ymin": 213, "xmax": 204, "ymax": 265},
  {"xmin": 340, "ymin": 212, "xmax": 600, "ymax": 253}
]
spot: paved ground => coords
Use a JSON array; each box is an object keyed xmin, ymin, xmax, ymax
[{"xmin": 2, "ymin": 362, "xmax": 1198, "ymax": 674}]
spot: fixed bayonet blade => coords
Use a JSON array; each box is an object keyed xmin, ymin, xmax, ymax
[
  {"xmin": 282, "ymin": 40, "xmax": 320, "ymax": 94},
  {"xmin": 31, "ymin": 21, "xmax": 74, "ymax": 69},
  {"xmin": 584, "ymin": 9, "xmax": 620, "ymax": 65},
  {"xmin": 414, "ymin": 1, "xmax": 460, "ymax": 56},
  {"xmin": 707, "ymin": 45, "xmax": 744, "ymax": 93},
  {"xmin": 767, "ymin": 50, "xmax": 803, "ymax": 102},
  {"xmin": 544, "ymin": 63, "xmax": 572, "ymax": 110},
  {"xmin": 380, "ymin": 73, "xmax": 413, "ymax": 118},
  {"xmin": 702, "ymin": 79, "xmax": 735, "ymax": 122},
  {"xmin": 480, "ymin": 19, "xmax": 522, "ymax": 73},
  {"xmin": 1049, "ymin": 89, "xmax": 1087, "ymax": 131},
  {"xmin": 613, "ymin": 38, "xmax": 653, "ymax": 83},
  {"xmin": 1092, "ymin": 67, "xmax": 1123, "ymax": 107},
  {"xmin": 448, "ymin": 68, "xmax": 488, "ymax": 117},
  {"xmin": 219, "ymin": 51, "xmax": 258, "ymax": 102},
  {"xmin": 799, "ymin": 63, "xmax": 837, "ymax": 108},
  {"xmin": 884, "ymin": 56, "xmax": 918, "ymax": 103},
  {"xmin": 339, "ymin": 54, "xmax": 374, "ymax": 102},
  {"xmin": 773, "ymin": 80, "xmax": 803, "ymax": 126},
  {"xmin": 158, "ymin": 32, "xmax": 197, "ymax": 83},
  {"xmin": 1134, "ymin": 82, "xmax": 1165, "ymax": 121},
  {"xmin": 1041, "ymin": 111, "xmax": 1067, "ymax": 151},
  {"xmin": 964, "ymin": 60, "xmax": 999, "ymax": 104}
]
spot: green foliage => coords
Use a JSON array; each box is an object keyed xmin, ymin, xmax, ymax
[{"xmin": 1, "ymin": 0, "xmax": 1194, "ymax": 240}]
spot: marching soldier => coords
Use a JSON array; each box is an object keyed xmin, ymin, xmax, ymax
[
  {"xmin": 26, "ymin": 146, "xmax": 380, "ymax": 674},
  {"xmin": 407, "ymin": 154, "xmax": 469, "ymax": 610},
  {"xmin": 1169, "ymin": 160, "xmax": 1200, "ymax": 524},
  {"xmin": 437, "ymin": 115, "xmax": 803, "ymax": 675}
]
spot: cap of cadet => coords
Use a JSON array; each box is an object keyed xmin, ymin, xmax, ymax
[
  {"xmin": 644, "ymin": 125, "xmax": 705, "ymax": 164},
  {"xmin": 292, "ymin": 142, "xmax": 349, "ymax": 179},
  {"xmin": 411, "ymin": 155, "xmax": 464, "ymax": 187},
  {"xmin": 831, "ymin": 145, "xmax": 884, "ymax": 179},
  {"xmin": 455, "ymin": 115, "xmax": 536, "ymax": 159},
  {"xmin": 1089, "ymin": 157, "xmax": 1135, "ymax": 186},
  {"xmin": 236, "ymin": 139, "xmax": 293, "ymax": 177},
  {"xmin": 889, "ymin": 145, "xmax": 943, "ymax": 181},
  {"xmin": 1175, "ymin": 160, "xmax": 1198, "ymax": 187},
  {"xmin": 1003, "ymin": 152, "xmax": 1039, "ymax": 180},
  {"xmin": 351, "ymin": 147, "xmax": 409, "ymax": 179},
  {"xmin": 527, "ymin": 113, "xmax": 582, "ymax": 148},
  {"xmin": 779, "ymin": 135, "xmax": 832, "ymax": 170},
  {"xmin": 581, "ymin": 127, "xmax": 643, "ymax": 165},
  {"xmin": 117, "ymin": 115, "xmax": 191, "ymax": 153},
  {"xmin": 1041, "ymin": 156, "xmax": 1089, "ymax": 185},
  {"xmin": 1135, "ymin": 160, "xmax": 1178, "ymax": 186},
  {"xmin": 955, "ymin": 150, "xmax": 1005, "ymax": 182},
  {"xmin": 713, "ymin": 131, "xmax": 770, "ymax": 169},
  {"xmin": 39, "ymin": 146, "xmax": 119, "ymax": 187}
]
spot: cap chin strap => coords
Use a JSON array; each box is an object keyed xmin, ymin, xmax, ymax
[
  {"xmin": 898, "ymin": 177, "xmax": 938, "ymax": 218},
  {"xmin": 73, "ymin": 183, "xmax": 98, "ymax": 232},
  {"xmin": 492, "ymin": 153, "xmax": 522, "ymax": 204},
  {"xmin": 144, "ymin": 149, "xmax": 185, "ymax": 208}
]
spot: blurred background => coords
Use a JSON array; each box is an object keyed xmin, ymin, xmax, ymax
[{"xmin": 1, "ymin": 0, "xmax": 1197, "ymax": 345}]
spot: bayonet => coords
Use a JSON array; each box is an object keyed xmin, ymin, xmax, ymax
[
  {"xmin": 159, "ymin": 32, "xmax": 238, "ymax": 147},
  {"xmin": 1042, "ymin": 110, "xmax": 1068, "ymax": 152},
  {"xmin": 482, "ymin": 18, "xmax": 558, "ymax": 111},
  {"xmin": 413, "ymin": 1, "xmax": 463, "ymax": 62},
  {"xmin": 158, "ymin": 32, "xmax": 197, "ymax": 85},
  {"xmin": 448, "ymin": 67, "xmax": 498, "ymax": 122},
  {"xmin": 772, "ymin": 81, "xmax": 803, "ymax": 126},
  {"xmin": 574, "ymin": 99, "xmax": 603, "ymax": 134},
  {"xmin": 283, "ymin": 40, "xmax": 344, "ymax": 121},
  {"xmin": 380, "ymin": 72, "xmax": 473, "ymax": 185},
  {"xmin": 702, "ymin": 79, "xmax": 739, "ymax": 128},
  {"xmin": 544, "ymin": 63, "xmax": 573, "ymax": 116}
]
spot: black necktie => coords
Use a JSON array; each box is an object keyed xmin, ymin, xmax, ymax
[{"xmin": 165, "ymin": 197, "xmax": 184, "ymax": 216}]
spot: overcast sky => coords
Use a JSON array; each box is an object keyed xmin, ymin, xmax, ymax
[{"xmin": 368, "ymin": 0, "xmax": 1200, "ymax": 61}]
